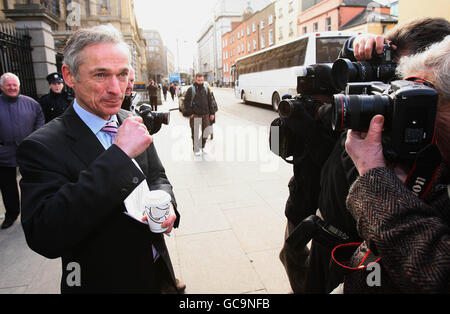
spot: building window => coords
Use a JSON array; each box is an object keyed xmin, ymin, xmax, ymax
[
  {"xmin": 252, "ymin": 23, "xmax": 256, "ymax": 33},
  {"xmin": 289, "ymin": 22, "xmax": 294, "ymax": 36},
  {"xmin": 85, "ymin": 0, "xmax": 91, "ymax": 16},
  {"xmin": 261, "ymin": 34, "xmax": 265, "ymax": 49},
  {"xmin": 268, "ymin": 29, "xmax": 273, "ymax": 46},
  {"xmin": 253, "ymin": 39, "xmax": 257, "ymax": 50},
  {"xmin": 260, "ymin": 20, "xmax": 265, "ymax": 30},
  {"xmin": 279, "ymin": 26, "xmax": 283, "ymax": 40},
  {"xmin": 278, "ymin": 8, "xmax": 283, "ymax": 18},
  {"xmin": 313, "ymin": 22, "xmax": 318, "ymax": 32},
  {"xmin": 247, "ymin": 26, "xmax": 250, "ymax": 36},
  {"xmin": 289, "ymin": 1, "xmax": 294, "ymax": 13},
  {"xmin": 248, "ymin": 42, "xmax": 251, "ymax": 52},
  {"xmin": 268, "ymin": 14, "xmax": 273, "ymax": 25},
  {"xmin": 382, "ymin": 25, "xmax": 387, "ymax": 34},
  {"xmin": 303, "ymin": 26, "xmax": 307, "ymax": 34},
  {"xmin": 326, "ymin": 17, "xmax": 331, "ymax": 31}
]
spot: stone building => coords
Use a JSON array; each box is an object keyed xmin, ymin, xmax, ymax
[
  {"xmin": 221, "ymin": 1, "xmax": 275, "ymax": 87},
  {"xmin": 196, "ymin": 0, "xmax": 272, "ymax": 86},
  {"xmin": 1, "ymin": 0, "xmax": 147, "ymax": 96}
]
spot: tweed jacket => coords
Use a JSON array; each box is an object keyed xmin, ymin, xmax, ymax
[{"xmin": 344, "ymin": 164, "xmax": 450, "ymax": 293}]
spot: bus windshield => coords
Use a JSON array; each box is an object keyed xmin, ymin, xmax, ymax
[{"xmin": 316, "ymin": 37, "xmax": 348, "ymax": 63}]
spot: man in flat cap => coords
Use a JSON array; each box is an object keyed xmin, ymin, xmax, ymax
[{"xmin": 39, "ymin": 72, "xmax": 73, "ymax": 123}]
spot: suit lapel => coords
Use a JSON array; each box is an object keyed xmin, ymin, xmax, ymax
[{"xmin": 63, "ymin": 105, "xmax": 105, "ymax": 168}]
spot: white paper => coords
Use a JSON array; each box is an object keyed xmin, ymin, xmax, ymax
[{"xmin": 123, "ymin": 159, "xmax": 149, "ymax": 225}]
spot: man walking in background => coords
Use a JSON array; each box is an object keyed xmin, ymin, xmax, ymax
[{"xmin": 183, "ymin": 73, "xmax": 216, "ymax": 156}]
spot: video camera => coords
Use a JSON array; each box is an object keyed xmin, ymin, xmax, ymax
[
  {"xmin": 332, "ymin": 80, "xmax": 439, "ymax": 162},
  {"xmin": 331, "ymin": 43, "xmax": 397, "ymax": 91},
  {"xmin": 138, "ymin": 104, "xmax": 170, "ymax": 135}
]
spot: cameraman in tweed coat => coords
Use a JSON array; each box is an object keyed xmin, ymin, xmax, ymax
[{"xmin": 343, "ymin": 36, "xmax": 450, "ymax": 293}]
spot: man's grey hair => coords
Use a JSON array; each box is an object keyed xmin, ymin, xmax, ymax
[
  {"xmin": 63, "ymin": 24, "xmax": 131, "ymax": 80},
  {"xmin": 0, "ymin": 72, "xmax": 20, "ymax": 86},
  {"xmin": 397, "ymin": 35, "xmax": 450, "ymax": 102}
]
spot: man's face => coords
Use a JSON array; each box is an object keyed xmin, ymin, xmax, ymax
[
  {"xmin": 50, "ymin": 82, "xmax": 64, "ymax": 94},
  {"xmin": 62, "ymin": 43, "xmax": 129, "ymax": 120},
  {"xmin": 1, "ymin": 78, "xmax": 20, "ymax": 97},
  {"xmin": 194, "ymin": 76, "xmax": 204, "ymax": 85},
  {"xmin": 125, "ymin": 71, "xmax": 135, "ymax": 96}
]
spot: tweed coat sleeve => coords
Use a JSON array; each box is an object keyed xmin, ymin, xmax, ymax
[{"xmin": 346, "ymin": 166, "xmax": 450, "ymax": 293}]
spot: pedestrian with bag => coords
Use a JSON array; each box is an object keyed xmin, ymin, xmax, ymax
[{"xmin": 183, "ymin": 73, "xmax": 217, "ymax": 156}]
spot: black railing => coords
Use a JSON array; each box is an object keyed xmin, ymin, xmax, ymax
[{"xmin": 0, "ymin": 22, "xmax": 37, "ymax": 99}]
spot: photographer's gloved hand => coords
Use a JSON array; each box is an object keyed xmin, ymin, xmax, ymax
[
  {"xmin": 352, "ymin": 34, "xmax": 398, "ymax": 60},
  {"xmin": 345, "ymin": 115, "xmax": 386, "ymax": 176}
]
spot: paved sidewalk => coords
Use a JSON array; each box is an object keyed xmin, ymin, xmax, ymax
[{"xmin": 0, "ymin": 95, "xmax": 293, "ymax": 294}]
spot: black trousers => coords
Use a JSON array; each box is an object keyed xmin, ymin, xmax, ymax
[
  {"xmin": 150, "ymin": 96, "xmax": 158, "ymax": 111},
  {"xmin": 0, "ymin": 167, "xmax": 20, "ymax": 220}
]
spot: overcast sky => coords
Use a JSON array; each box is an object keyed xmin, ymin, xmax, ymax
[{"xmin": 134, "ymin": 0, "xmax": 216, "ymax": 71}]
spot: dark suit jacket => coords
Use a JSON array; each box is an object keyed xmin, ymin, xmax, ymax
[{"xmin": 17, "ymin": 105, "xmax": 180, "ymax": 294}]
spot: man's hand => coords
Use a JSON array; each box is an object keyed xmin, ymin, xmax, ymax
[
  {"xmin": 113, "ymin": 115, "xmax": 152, "ymax": 159},
  {"xmin": 210, "ymin": 115, "xmax": 215, "ymax": 121},
  {"xmin": 352, "ymin": 34, "xmax": 397, "ymax": 61},
  {"xmin": 161, "ymin": 203, "xmax": 176, "ymax": 234},
  {"xmin": 345, "ymin": 115, "xmax": 386, "ymax": 176}
]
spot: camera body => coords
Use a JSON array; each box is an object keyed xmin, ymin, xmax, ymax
[
  {"xmin": 270, "ymin": 64, "xmax": 336, "ymax": 162},
  {"xmin": 332, "ymin": 44, "xmax": 397, "ymax": 91},
  {"xmin": 286, "ymin": 215, "xmax": 350, "ymax": 250},
  {"xmin": 138, "ymin": 104, "xmax": 170, "ymax": 135},
  {"xmin": 332, "ymin": 80, "xmax": 439, "ymax": 162}
]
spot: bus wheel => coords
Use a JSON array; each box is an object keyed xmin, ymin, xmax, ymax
[
  {"xmin": 242, "ymin": 91, "xmax": 247, "ymax": 104},
  {"xmin": 272, "ymin": 92, "xmax": 280, "ymax": 111}
]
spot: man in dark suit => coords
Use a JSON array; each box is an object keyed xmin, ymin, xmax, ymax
[
  {"xmin": 38, "ymin": 72, "xmax": 73, "ymax": 123},
  {"xmin": 17, "ymin": 24, "xmax": 182, "ymax": 294}
]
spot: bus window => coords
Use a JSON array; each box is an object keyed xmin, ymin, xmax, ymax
[{"xmin": 316, "ymin": 37, "xmax": 348, "ymax": 63}]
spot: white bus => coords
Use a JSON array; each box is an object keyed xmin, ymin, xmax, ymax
[{"xmin": 233, "ymin": 31, "xmax": 356, "ymax": 111}]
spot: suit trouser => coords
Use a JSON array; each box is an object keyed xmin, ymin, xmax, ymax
[
  {"xmin": 150, "ymin": 96, "xmax": 158, "ymax": 111},
  {"xmin": 279, "ymin": 220, "xmax": 310, "ymax": 293},
  {"xmin": 190, "ymin": 114, "xmax": 212, "ymax": 152},
  {"xmin": 0, "ymin": 167, "xmax": 20, "ymax": 220}
]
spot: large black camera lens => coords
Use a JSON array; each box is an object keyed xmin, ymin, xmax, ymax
[
  {"xmin": 278, "ymin": 99, "xmax": 295, "ymax": 118},
  {"xmin": 332, "ymin": 94, "xmax": 391, "ymax": 131},
  {"xmin": 331, "ymin": 59, "xmax": 376, "ymax": 91},
  {"xmin": 139, "ymin": 104, "xmax": 170, "ymax": 134}
]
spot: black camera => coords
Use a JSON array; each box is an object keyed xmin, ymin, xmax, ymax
[
  {"xmin": 286, "ymin": 215, "xmax": 351, "ymax": 250},
  {"xmin": 138, "ymin": 104, "xmax": 170, "ymax": 135},
  {"xmin": 270, "ymin": 64, "xmax": 337, "ymax": 162},
  {"xmin": 331, "ymin": 44, "xmax": 397, "ymax": 91},
  {"xmin": 332, "ymin": 80, "xmax": 439, "ymax": 161}
]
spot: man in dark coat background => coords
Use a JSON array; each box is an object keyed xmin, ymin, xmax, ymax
[
  {"xmin": 0, "ymin": 72, "xmax": 44, "ymax": 229},
  {"xmin": 39, "ymin": 72, "xmax": 72, "ymax": 123}
]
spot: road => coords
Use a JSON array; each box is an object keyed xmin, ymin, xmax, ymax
[{"xmin": 212, "ymin": 88, "xmax": 279, "ymax": 127}]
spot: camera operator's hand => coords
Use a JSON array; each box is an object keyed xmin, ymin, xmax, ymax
[
  {"xmin": 345, "ymin": 115, "xmax": 386, "ymax": 176},
  {"xmin": 352, "ymin": 34, "xmax": 397, "ymax": 60},
  {"xmin": 113, "ymin": 115, "xmax": 153, "ymax": 159}
]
